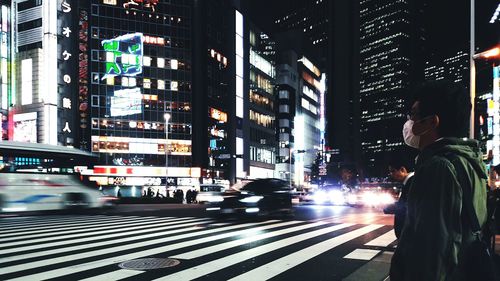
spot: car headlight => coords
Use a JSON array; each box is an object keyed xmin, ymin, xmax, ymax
[
  {"xmin": 314, "ymin": 191, "xmax": 327, "ymax": 204},
  {"xmin": 379, "ymin": 193, "xmax": 395, "ymax": 205},
  {"xmin": 239, "ymin": 196, "xmax": 263, "ymax": 203},
  {"xmin": 329, "ymin": 190, "xmax": 345, "ymax": 205}
]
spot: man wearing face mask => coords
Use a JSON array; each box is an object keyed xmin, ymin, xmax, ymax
[{"xmin": 389, "ymin": 80, "xmax": 489, "ymax": 281}]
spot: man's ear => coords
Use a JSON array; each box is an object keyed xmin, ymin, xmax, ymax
[{"xmin": 430, "ymin": 115, "xmax": 439, "ymax": 129}]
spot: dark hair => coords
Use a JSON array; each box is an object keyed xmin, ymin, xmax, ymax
[{"xmin": 411, "ymin": 80, "xmax": 471, "ymax": 137}]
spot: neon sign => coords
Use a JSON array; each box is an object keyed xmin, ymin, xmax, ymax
[
  {"xmin": 102, "ymin": 33, "xmax": 143, "ymax": 79},
  {"xmin": 123, "ymin": 0, "xmax": 159, "ymax": 12},
  {"xmin": 143, "ymin": 35, "xmax": 165, "ymax": 46}
]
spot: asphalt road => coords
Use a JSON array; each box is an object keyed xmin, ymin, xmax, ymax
[{"xmin": 0, "ymin": 203, "xmax": 396, "ymax": 281}]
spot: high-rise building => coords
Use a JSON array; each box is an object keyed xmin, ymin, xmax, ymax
[
  {"xmin": 359, "ymin": 0, "xmax": 425, "ymax": 175},
  {"xmin": 295, "ymin": 56, "xmax": 325, "ymax": 186},
  {"xmin": 425, "ymin": 51, "xmax": 469, "ymax": 85},
  {"xmin": 84, "ymin": 0, "xmax": 201, "ymax": 193},
  {"xmin": 192, "ymin": 0, "xmax": 234, "ymax": 187},
  {"xmin": 272, "ymin": 0, "xmax": 360, "ymax": 168},
  {"xmin": 275, "ymin": 50, "xmax": 299, "ymax": 183},
  {"xmin": 247, "ymin": 24, "xmax": 276, "ymax": 179},
  {"xmin": 9, "ymin": 0, "xmax": 79, "ymax": 146}
]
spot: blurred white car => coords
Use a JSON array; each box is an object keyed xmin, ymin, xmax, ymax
[{"xmin": 196, "ymin": 184, "xmax": 225, "ymax": 203}]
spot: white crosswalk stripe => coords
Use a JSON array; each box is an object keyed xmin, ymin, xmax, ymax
[
  {"xmin": 0, "ymin": 215, "xmax": 393, "ymax": 281},
  {"xmin": 0, "ymin": 215, "xmax": 132, "ymax": 231},
  {"xmin": 0, "ymin": 216, "xmax": 175, "ymax": 239}
]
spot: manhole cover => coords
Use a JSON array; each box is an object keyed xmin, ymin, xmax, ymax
[{"xmin": 119, "ymin": 258, "xmax": 180, "ymax": 270}]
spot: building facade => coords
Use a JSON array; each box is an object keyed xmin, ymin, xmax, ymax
[
  {"xmin": 359, "ymin": 0, "xmax": 425, "ymax": 175},
  {"xmin": 425, "ymin": 51, "xmax": 469, "ymax": 85},
  {"xmin": 84, "ymin": 0, "xmax": 200, "ymax": 193},
  {"xmin": 8, "ymin": 0, "xmax": 79, "ymax": 147},
  {"xmin": 247, "ymin": 24, "xmax": 276, "ymax": 179}
]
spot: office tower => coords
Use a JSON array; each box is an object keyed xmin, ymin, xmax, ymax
[
  {"xmin": 192, "ymin": 0, "xmax": 234, "ymax": 186},
  {"xmin": 425, "ymin": 51, "xmax": 469, "ymax": 85},
  {"xmin": 85, "ymin": 0, "xmax": 201, "ymax": 190},
  {"xmin": 359, "ymin": 0, "xmax": 425, "ymax": 175}
]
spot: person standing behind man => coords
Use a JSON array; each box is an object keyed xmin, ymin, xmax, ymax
[
  {"xmin": 384, "ymin": 161, "xmax": 414, "ymax": 239},
  {"xmin": 390, "ymin": 80, "xmax": 488, "ymax": 281}
]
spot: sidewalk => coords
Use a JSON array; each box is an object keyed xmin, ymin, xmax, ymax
[{"xmin": 344, "ymin": 235, "xmax": 500, "ymax": 281}]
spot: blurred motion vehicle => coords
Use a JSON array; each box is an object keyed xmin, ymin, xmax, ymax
[
  {"xmin": 0, "ymin": 141, "xmax": 115, "ymax": 213},
  {"xmin": 206, "ymin": 178, "xmax": 293, "ymax": 217},
  {"xmin": 196, "ymin": 184, "xmax": 225, "ymax": 204},
  {"xmin": 306, "ymin": 183, "xmax": 399, "ymax": 207},
  {"xmin": 354, "ymin": 183, "xmax": 400, "ymax": 207},
  {"xmin": 306, "ymin": 184, "xmax": 357, "ymax": 206}
]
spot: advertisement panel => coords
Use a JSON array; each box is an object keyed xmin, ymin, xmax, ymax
[
  {"xmin": 13, "ymin": 112, "xmax": 37, "ymax": 143},
  {"xmin": 110, "ymin": 88, "xmax": 142, "ymax": 117}
]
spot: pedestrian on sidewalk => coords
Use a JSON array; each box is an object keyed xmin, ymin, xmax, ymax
[
  {"xmin": 390, "ymin": 80, "xmax": 490, "ymax": 281},
  {"xmin": 383, "ymin": 160, "xmax": 414, "ymax": 239}
]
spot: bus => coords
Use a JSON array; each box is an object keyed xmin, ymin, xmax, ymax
[{"xmin": 0, "ymin": 141, "xmax": 115, "ymax": 213}]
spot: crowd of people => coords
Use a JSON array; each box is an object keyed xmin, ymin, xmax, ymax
[{"xmin": 141, "ymin": 186, "xmax": 198, "ymax": 203}]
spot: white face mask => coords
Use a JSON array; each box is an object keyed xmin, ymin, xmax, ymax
[{"xmin": 403, "ymin": 119, "xmax": 419, "ymax": 149}]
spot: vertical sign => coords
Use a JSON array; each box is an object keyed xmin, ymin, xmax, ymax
[
  {"xmin": 58, "ymin": 0, "xmax": 77, "ymax": 146},
  {"xmin": 491, "ymin": 66, "xmax": 500, "ymax": 165},
  {"xmin": 78, "ymin": 9, "xmax": 89, "ymax": 149}
]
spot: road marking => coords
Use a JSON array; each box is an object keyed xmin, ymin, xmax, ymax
[
  {"xmin": 171, "ymin": 221, "xmax": 327, "ymax": 259},
  {"xmin": 0, "ymin": 215, "xmax": 131, "ymax": 231},
  {"xmin": 0, "ymin": 218, "xmax": 212, "ymax": 261},
  {"xmin": 227, "ymin": 225, "xmax": 384, "ymax": 281},
  {"xmin": 0, "ymin": 216, "xmax": 174, "ymax": 238},
  {"xmin": 2, "ymin": 220, "xmax": 277, "ymax": 279},
  {"xmin": 0, "ymin": 217, "xmax": 191, "ymax": 247},
  {"xmin": 343, "ymin": 249, "xmax": 381, "ymax": 260},
  {"xmin": 78, "ymin": 269, "xmax": 143, "ymax": 281},
  {"xmin": 364, "ymin": 230, "xmax": 396, "ymax": 247},
  {"xmin": 154, "ymin": 223, "xmax": 359, "ymax": 281}
]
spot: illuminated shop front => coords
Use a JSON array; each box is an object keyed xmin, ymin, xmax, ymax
[{"xmin": 86, "ymin": 0, "xmax": 195, "ymax": 183}]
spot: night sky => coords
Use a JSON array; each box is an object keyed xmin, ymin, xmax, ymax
[{"xmin": 242, "ymin": 0, "xmax": 499, "ymax": 56}]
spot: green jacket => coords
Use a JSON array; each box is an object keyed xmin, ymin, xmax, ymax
[{"xmin": 390, "ymin": 138, "xmax": 488, "ymax": 281}]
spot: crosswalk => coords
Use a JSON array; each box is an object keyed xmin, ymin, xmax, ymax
[{"xmin": 0, "ymin": 215, "xmax": 397, "ymax": 281}]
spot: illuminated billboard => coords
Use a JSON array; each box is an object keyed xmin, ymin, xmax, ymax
[
  {"xmin": 210, "ymin": 108, "xmax": 228, "ymax": 123},
  {"xmin": 13, "ymin": 112, "xmax": 37, "ymax": 143},
  {"xmin": 110, "ymin": 88, "xmax": 142, "ymax": 117},
  {"xmin": 102, "ymin": 33, "xmax": 144, "ymax": 79}
]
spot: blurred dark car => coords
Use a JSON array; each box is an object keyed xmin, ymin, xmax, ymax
[{"xmin": 206, "ymin": 178, "xmax": 293, "ymax": 217}]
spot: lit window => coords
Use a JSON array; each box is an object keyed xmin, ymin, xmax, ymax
[
  {"xmin": 143, "ymin": 56, "xmax": 151, "ymax": 67},
  {"xmin": 103, "ymin": 0, "xmax": 117, "ymax": 4},
  {"xmin": 21, "ymin": 59, "xmax": 32, "ymax": 105},
  {"xmin": 129, "ymin": 77, "xmax": 136, "ymax": 87},
  {"xmin": 158, "ymin": 80, "xmax": 165, "ymax": 90},
  {"xmin": 143, "ymin": 78, "xmax": 151, "ymax": 89},
  {"xmin": 106, "ymin": 52, "xmax": 114, "ymax": 62},
  {"xmin": 106, "ymin": 76, "xmax": 114, "ymax": 85},
  {"xmin": 157, "ymin": 58, "xmax": 165, "ymax": 68},
  {"xmin": 170, "ymin": 81, "xmax": 178, "ymax": 91},
  {"xmin": 170, "ymin": 59, "xmax": 178, "ymax": 70}
]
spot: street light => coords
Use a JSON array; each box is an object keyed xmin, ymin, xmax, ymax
[{"xmin": 164, "ymin": 113, "xmax": 171, "ymax": 190}]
